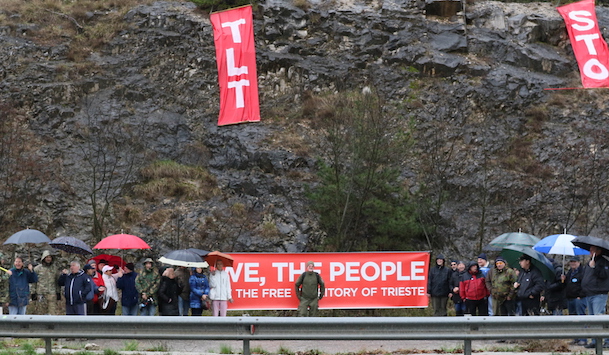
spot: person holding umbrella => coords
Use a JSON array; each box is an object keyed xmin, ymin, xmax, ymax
[
  {"xmin": 514, "ymin": 254, "xmax": 545, "ymax": 315},
  {"xmin": 582, "ymin": 245, "xmax": 609, "ymax": 348}
]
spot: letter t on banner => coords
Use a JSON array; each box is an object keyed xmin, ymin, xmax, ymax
[
  {"xmin": 211, "ymin": 6, "xmax": 261, "ymax": 126},
  {"xmin": 557, "ymin": 0, "xmax": 609, "ymax": 87}
]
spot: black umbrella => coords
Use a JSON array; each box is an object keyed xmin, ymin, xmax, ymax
[
  {"xmin": 572, "ymin": 235, "xmax": 609, "ymax": 256},
  {"xmin": 49, "ymin": 236, "xmax": 93, "ymax": 255},
  {"xmin": 187, "ymin": 248, "xmax": 210, "ymax": 257},
  {"xmin": 4, "ymin": 229, "xmax": 51, "ymax": 245},
  {"xmin": 159, "ymin": 249, "xmax": 209, "ymax": 268}
]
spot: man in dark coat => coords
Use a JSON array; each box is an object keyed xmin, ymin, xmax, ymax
[
  {"xmin": 514, "ymin": 254, "xmax": 545, "ymax": 316},
  {"xmin": 450, "ymin": 261, "xmax": 467, "ymax": 316},
  {"xmin": 427, "ymin": 254, "xmax": 451, "ymax": 316},
  {"xmin": 117, "ymin": 263, "xmax": 139, "ymax": 316},
  {"xmin": 564, "ymin": 256, "xmax": 587, "ymax": 345},
  {"xmin": 8, "ymin": 256, "xmax": 38, "ymax": 315},
  {"xmin": 582, "ymin": 246, "xmax": 609, "ymax": 348},
  {"xmin": 58, "ymin": 261, "xmax": 92, "ymax": 315},
  {"xmin": 545, "ymin": 261, "xmax": 567, "ymax": 315}
]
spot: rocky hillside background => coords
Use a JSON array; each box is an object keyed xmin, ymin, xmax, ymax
[{"xmin": 1, "ymin": 0, "xmax": 609, "ymax": 263}]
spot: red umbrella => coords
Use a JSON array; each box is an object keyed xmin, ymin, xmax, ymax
[
  {"xmin": 205, "ymin": 251, "xmax": 234, "ymax": 268},
  {"xmin": 93, "ymin": 234, "xmax": 151, "ymax": 250},
  {"xmin": 90, "ymin": 254, "xmax": 126, "ymax": 269}
]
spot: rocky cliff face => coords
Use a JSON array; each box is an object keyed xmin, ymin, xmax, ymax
[{"xmin": 1, "ymin": 0, "xmax": 609, "ymax": 261}]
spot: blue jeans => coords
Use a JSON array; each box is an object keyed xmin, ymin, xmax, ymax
[
  {"xmin": 568, "ymin": 298, "xmax": 587, "ymax": 316},
  {"xmin": 454, "ymin": 302, "xmax": 466, "ymax": 316},
  {"xmin": 139, "ymin": 304, "xmax": 156, "ymax": 316},
  {"xmin": 586, "ymin": 294, "xmax": 607, "ymax": 315},
  {"xmin": 178, "ymin": 297, "xmax": 189, "ymax": 316},
  {"xmin": 8, "ymin": 305, "xmax": 26, "ymax": 315},
  {"xmin": 122, "ymin": 304, "xmax": 138, "ymax": 316}
]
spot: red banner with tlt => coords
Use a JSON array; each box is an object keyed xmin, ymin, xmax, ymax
[{"xmin": 222, "ymin": 252, "xmax": 430, "ymax": 310}]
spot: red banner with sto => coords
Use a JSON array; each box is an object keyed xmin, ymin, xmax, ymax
[
  {"xmin": 557, "ymin": 0, "xmax": 609, "ymax": 88},
  {"xmin": 222, "ymin": 252, "xmax": 430, "ymax": 310},
  {"xmin": 210, "ymin": 6, "xmax": 261, "ymax": 125}
]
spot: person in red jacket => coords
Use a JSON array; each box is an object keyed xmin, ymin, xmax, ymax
[{"xmin": 459, "ymin": 261, "xmax": 490, "ymax": 316}]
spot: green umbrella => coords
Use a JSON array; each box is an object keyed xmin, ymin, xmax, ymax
[
  {"xmin": 500, "ymin": 245, "xmax": 555, "ymax": 281},
  {"xmin": 487, "ymin": 232, "xmax": 540, "ymax": 249}
]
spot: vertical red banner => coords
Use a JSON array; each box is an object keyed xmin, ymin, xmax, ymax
[
  {"xmin": 557, "ymin": 0, "xmax": 609, "ymax": 88},
  {"xmin": 211, "ymin": 6, "xmax": 261, "ymax": 126}
]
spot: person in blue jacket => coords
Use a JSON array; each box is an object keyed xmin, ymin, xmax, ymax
[
  {"xmin": 117, "ymin": 263, "xmax": 139, "ymax": 316},
  {"xmin": 8, "ymin": 256, "xmax": 38, "ymax": 315},
  {"xmin": 58, "ymin": 261, "xmax": 92, "ymax": 315},
  {"xmin": 189, "ymin": 267, "xmax": 210, "ymax": 316}
]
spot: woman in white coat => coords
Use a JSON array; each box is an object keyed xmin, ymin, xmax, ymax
[{"xmin": 209, "ymin": 260, "xmax": 233, "ymax": 316}]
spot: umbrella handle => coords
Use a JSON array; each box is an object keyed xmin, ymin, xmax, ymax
[{"xmin": 0, "ymin": 267, "xmax": 8, "ymax": 273}]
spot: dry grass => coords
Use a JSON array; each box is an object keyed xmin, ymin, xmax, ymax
[
  {"xmin": 134, "ymin": 160, "xmax": 219, "ymax": 201},
  {"xmin": 0, "ymin": 0, "xmax": 155, "ymax": 59}
]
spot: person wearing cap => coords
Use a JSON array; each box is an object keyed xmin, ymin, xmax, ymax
[
  {"xmin": 117, "ymin": 263, "xmax": 139, "ymax": 316},
  {"xmin": 209, "ymin": 260, "xmax": 233, "ymax": 317},
  {"xmin": 295, "ymin": 261, "xmax": 325, "ymax": 317},
  {"xmin": 426, "ymin": 254, "xmax": 451, "ymax": 316},
  {"xmin": 514, "ymin": 254, "xmax": 545, "ymax": 315},
  {"xmin": 83, "ymin": 264, "xmax": 103, "ymax": 315},
  {"xmin": 58, "ymin": 261, "xmax": 92, "ymax": 315},
  {"xmin": 100, "ymin": 265, "xmax": 123, "ymax": 315},
  {"xmin": 564, "ymin": 256, "xmax": 587, "ymax": 345},
  {"xmin": 485, "ymin": 256, "xmax": 517, "ymax": 316},
  {"xmin": 32, "ymin": 250, "xmax": 60, "ymax": 315},
  {"xmin": 136, "ymin": 258, "xmax": 160, "ymax": 316}
]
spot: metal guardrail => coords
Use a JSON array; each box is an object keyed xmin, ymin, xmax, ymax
[{"xmin": 0, "ymin": 315, "xmax": 608, "ymax": 355}]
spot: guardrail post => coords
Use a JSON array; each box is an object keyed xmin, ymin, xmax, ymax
[
  {"xmin": 463, "ymin": 339, "xmax": 471, "ymax": 355},
  {"xmin": 243, "ymin": 339, "xmax": 250, "ymax": 355},
  {"xmin": 594, "ymin": 338, "xmax": 602, "ymax": 355},
  {"xmin": 45, "ymin": 338, "xmax": 51, "ymax": 355}
]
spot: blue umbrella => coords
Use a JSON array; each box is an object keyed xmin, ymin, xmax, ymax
[{"xmin": 533, "ymin": 234, "xmax": 590, "ymax": 256}]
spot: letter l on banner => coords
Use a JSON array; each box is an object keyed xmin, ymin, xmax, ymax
[
  {"xmin": 211, "ymin": 6, "xmax": 261, "ymax": 126},
  {"xmin": 557, "ymin": 0, "xmax": 609, "ymax": 87}
]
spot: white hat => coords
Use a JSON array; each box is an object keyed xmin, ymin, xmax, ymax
[{"xmin": 102, "ymin": 265, "xmax": 114, "ymax": 273}]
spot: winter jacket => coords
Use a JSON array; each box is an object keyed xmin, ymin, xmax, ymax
[
  {"xmin": 175, "ymin": 267, "xmax": 191, "ymax": 301},
  {"xmin": 516, "ymin": 265, "xmax": 545, "ymax": 299},
  {"xmin": 33, "ymin": 250, "xmax": 59, "ymax": 295},
  {"xmin": 158, "ymin": 276, "xmax": 182, "ymax": 316},
  {"xmin": 189, "ymin": 271, "xmax": 210, "ymax": 309},
  {"xmin": 136, "ymin": 267, "xmax": 160, "ymax": 303},
  {"xmin": 450, "ymin": 270, "xmax": 467, "ymax": 303},
  {"xmin": 209, "ymin": 270, "xmax": 232, "ymax": 301},
  {"xmin": 8, "ymin": 267, "xmax": 38, "ymax": 307},
  {"xmin": 565, "ymin": 266, "xmax": 585, "ymax": 299},
  {"xmin": 545, "ymin": 264, "xmax": 567, "ymax": 310},
  {"xmin": 427, "ymin": 259, "xmax": 451, "ymax": 297},
  {"xmin": 582, "ymin": 256, "xmax": 609, "ymax": 296},
  {"xmin": 486, "ymin": 266, "xmax": 517, "ymax": 301},
  {"xmin": 58, "ymin": 270, "xmax": 92, "ymax": 306},
  {"xmin": 117, "ymin": 271, "xmax": 139, "ymax": 307},
  {"xmin": 460, "ymin": 264, "xmax": 489, "ymax": 301},
  {"xmin": 295, "ymin": 272, "xmax": 325, "ymax": 300}
]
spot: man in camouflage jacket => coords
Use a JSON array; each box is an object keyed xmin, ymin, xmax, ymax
[
  {"xmin": 135, "ymin": 258, "xmax": 160, "ymax": 316},
  {"xmin": 485, "ymin": 256, "xmax": 517, "ymax": 316},
  {"xmin": 32, "ymin": 250, "xmax": 60, "ymax": 315}
]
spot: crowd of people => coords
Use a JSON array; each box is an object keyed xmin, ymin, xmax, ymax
[
  {"xmin": 0, "ymin": 251, "xmax": 233, "ymax": 318},
  {"xmin": 427, "ymin": 250, "xmax": 609, "ymax": 348}
]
